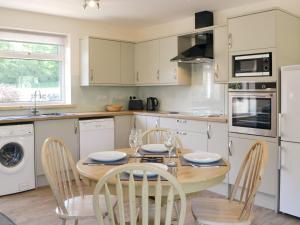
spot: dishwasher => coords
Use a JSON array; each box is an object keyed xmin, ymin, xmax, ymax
[{"xmin": 79, "ymin": 118, "xmax": 115, "ymax": 159}]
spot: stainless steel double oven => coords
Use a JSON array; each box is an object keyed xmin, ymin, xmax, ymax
[{"xmin": 229, "ymin": 82, "xmax": 277, "ymax": 137}]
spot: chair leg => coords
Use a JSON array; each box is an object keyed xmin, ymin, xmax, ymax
[
  {"xmin": 74, "ymin": 218, "xmax": 79, "ymax": 225},
  {"xmin": 61, "ymin": 219, "xmax": 66, "ymax": 225}
]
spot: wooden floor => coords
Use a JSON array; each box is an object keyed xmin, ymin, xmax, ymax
[{"xmin": 0, "ymin": 186, "xmax": 300, "ymax": 225}]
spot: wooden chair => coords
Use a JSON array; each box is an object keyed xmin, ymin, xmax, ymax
[
  {"xmin": 41, "ymin": 137, "xmax": 114, "ymax": 225},
  {"xmin": 93, "ymin": 163, "xmax": 187, "ymax": 225},
  {"xmin": 191, "ymin": 141, "xmax": 269, "ymax": 225},
  {"xmin": 141, "ymin": 128, "xmax": 183, "ymax": 153}
]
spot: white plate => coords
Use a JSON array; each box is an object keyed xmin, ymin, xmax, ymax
[
  {"xmin": 183, "ymin": 151, "xmax": 222, "ymax": 163},
  {"xmin": 126, "ymin": 163, "xmax": 168, "ymax": 177},
  {"xmin": 141, "ymin": 144, "xmax": 168, "ymax": 153},
  {"xmin": 88, "ymin": 151, "xmax": 127, "ymax": 162}
]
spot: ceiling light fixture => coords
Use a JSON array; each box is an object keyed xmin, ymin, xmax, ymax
[{"xmin": 83, "ymin": 0, "xmax": 100, "ymax": 10}]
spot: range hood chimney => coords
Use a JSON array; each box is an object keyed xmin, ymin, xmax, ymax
[{"xmin": 171, "ymin": 11, "xmax": 214, "ymax": 64}]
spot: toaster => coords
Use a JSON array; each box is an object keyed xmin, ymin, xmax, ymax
[{"xmin": 128, "ymin": 96, "xmax": 144, "ymax": 110}]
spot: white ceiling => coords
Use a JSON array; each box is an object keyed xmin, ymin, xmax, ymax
[{"xmin": 0, "ymin": 0, "xmax": 266, "ymax": 28}]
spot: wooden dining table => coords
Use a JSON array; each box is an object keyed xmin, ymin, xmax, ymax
[{"xmin": 76, "ymin": 148, "xmax": 230, "ymax": 196}]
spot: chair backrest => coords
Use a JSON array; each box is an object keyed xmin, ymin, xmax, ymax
[
  {"xmin": 41, "ymin": 137, "xmax": 84, "ymax": 216},
  {"xmin": 141, "ymin": 128, "xmax": 183, "ymax": 152},
  {"xmin": 93, "ymin": 163, "xmax": 187, "ymax": 225},
  {"xmin": 230, "ymin": 141, "xmax": 269, "ymax": 220}
]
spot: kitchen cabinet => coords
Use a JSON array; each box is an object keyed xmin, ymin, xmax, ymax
[
  {"xmin": 228, "ymin": 135, "xmax": 277, "ymax": 196},
  {"xmin": 80, "ymin": 37, "xmax": 135, "ymax": 86},
  {"xmin": 159, "ymin": 36, "xmax": 190, "ymax": 85},
  {"xmin": 134, "ymin": 115, "xmax": 147, "ymax": 131},
  {"xmin": 213, "ymin": 25, "xmax": 228, "ymax": 83},
  {"xmin": 228, "ymin": 10, "xmax": 276, "ymax": 52},
  {"xmin": 160, "ymin": 118, "xmax": 207, "ymax": 152},
  {"xmin": 146, "ymin": 116, "xmax": 160, "ymax": 143},
  {"xmin": 134, "ymin": 36, "xmax": 191, "ymax": 85},
  {"xmin": 207, "ymin": 122, "xmax": 228, "ymax": 159},
  {"xmin": 121, "ymin": 42, "xmax": 135, "ymax": 85},
  {"xmin": 134, "ymin": 40, "xmax": 160, "ymax": 84},
  {"xmin": 114, "ymin": 116, "xmax": 133, "ymax": 148},
  {"xmin": 35, "ymin": 119, "xmax": 79, "ymax": 178},
  {"xmin": 207, "ymin": 122, "xmax": 229, "ymax": 195}
]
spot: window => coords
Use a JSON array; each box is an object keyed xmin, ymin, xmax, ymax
[{"xmin": 0, "ymin": 30, "xmax": 68, "ymax": 105}]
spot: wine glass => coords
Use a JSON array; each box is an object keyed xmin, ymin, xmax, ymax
[
  {"xmin": 129, "ymin": 129, "xmax": 142, "ymax": 157},
  {"xmin": 164, "ymin": 131, "xmax": 176, "ymax": 166}
]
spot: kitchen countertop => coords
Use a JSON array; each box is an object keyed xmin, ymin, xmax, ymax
[{"xmin": 0, "ymin": 110, "xmax": 228, "ymax": 124}]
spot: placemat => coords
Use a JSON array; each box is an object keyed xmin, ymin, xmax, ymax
[
  {"xmin": 83, "ymin": 156, "xmax": 129, "ymax": 165},
  {"xmin": 119, "ymin": 172, "xmax": 167, "ymax": 181},
  {"xmin": 138, "ymin": 148, "xmax": 177, "ymax": 157},
  {"xmin": 179, "ymin": 156, "xmax": 227, "ymax": 167}
]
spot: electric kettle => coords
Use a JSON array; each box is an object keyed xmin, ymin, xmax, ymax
[{"xmin": 146, "ymin": 97, "xmax": 159, "ymax": 111}]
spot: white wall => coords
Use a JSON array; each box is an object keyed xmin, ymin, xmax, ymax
[
  {"xmin": 136, "ymin": 0, "xmax": 300, "ymax": 41},
  {"xmin": 0, "ymin": 7, "xmax": 138, "ymax": 115},
  {"xmin": 138, "ymin": 64, "xmax": 225, "ymax": 114}
]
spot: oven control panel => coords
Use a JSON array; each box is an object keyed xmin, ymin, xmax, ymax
[{"xmin": 228, "ymin": 82, "xmax": 276, "ymax": 91}]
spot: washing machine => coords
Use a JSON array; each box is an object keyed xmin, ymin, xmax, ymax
[{"xmin": 0, "ymin": 123, "xmax": 35, "ymax": 196}]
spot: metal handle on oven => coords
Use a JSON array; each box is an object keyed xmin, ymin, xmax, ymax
[{"xmin": 228, "ymin": 140, "xmax": 233, "ymax": 156}]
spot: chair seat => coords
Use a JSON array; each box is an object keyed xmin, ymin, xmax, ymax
[
  {"xmin": 56, "ymin": 195, "xmax": 116, "ymax": 219},
  {"xmin": 191, "ymin": 197, "xmax": 252, "ymax": 225}
]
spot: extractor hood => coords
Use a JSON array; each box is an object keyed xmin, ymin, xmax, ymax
[{"xmin": 171, "ymin": 32, "xmax": 213, "ymax": 64}]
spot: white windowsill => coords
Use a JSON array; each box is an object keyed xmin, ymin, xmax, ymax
[{"xmin": 0, "ymin": 103, "xmax": 76, "ymax": 111}]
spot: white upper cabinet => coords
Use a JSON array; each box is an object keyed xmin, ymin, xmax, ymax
[
  {"xmin": 159, "ymin": 36, "xmax": 179, "ymax": 84},
  {"xmin": 134, "ymin": 40, "xmax": 160, "ymax": 84},
  {"xmin": 213, "ymin": 25, "xmax": 228, "ymax": 83},
  {"xmin": 228, "ymin": 10, "xmax": 276, "ymax": 52},
  {"xmin": 89, "ymin": 38, "xmax": 121, "ymax": 84},
  {"xmin": 121, "ymin": 42, "xmax": 135, "ymax": 85},
  {"xmin": 135, "ymin": 36, "xmax": 191, "ymax": 86},
  {"xmin": 80, "ymin": 37, "xmax": 135, "ymax": 86}
]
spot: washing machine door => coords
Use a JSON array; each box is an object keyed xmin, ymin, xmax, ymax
[{"xmin": 0, "ymin": 141, "xmax": 26, "ymax": 174}]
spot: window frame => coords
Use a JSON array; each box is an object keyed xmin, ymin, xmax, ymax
[{"xmin": 0, "ymin": 30, "xmax": 67, "ymax": 106}]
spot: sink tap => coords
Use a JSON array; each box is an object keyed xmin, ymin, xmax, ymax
[{"xmin": 31, "ymin": 90, "xmax": 42, "ymax": 116}]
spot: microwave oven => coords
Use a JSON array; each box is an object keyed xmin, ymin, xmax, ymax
[{"xmin": 233, "ymin": 52, "xmax": 272, "ymax": 77}]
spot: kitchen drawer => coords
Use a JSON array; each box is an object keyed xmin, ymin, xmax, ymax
[{"xmin": 160, "ymin": 117, "xmax": 207, "ymax": 133}]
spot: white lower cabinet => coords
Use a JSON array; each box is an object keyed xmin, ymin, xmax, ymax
[
  {"xmin": 176, "ymin": 131, "xmax": 207, "ymax": 152},
  {"xmin": 160, "ymin": 118, "xmax": 208, "ymax": 152},
  {"xmin": 228, "ymin": 134, "xmax": 278, "ymax": 208},
  {"xmin": 34, "ymin": 119, "xmax": 79, "ymax": 186},
  {"xmin": 134, "ymin": 115, "xmax": 147, "ymax": 131},
  {"xmin": 207, "ymin": 122, "xmax": 229, "ymax": 196},
  {"xmin": 114, "ymin": 116, "xmax": 133, "ymax": 149}
]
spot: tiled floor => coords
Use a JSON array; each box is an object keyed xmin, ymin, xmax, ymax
[{"xmin": 0, "ymin": 186, "xmax": 300, "ymax": 225}]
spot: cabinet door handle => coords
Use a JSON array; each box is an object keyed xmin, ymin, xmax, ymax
[
  {"xmin": 156, "ymin": 69, "xmax": 160, "ymax": 80},
  {"xmin": 155, "ymin": 120, "xmax": 159, "ymax": 128},
  {"xmin": 136, "ymin": 72, "xmax": 139, "ymax": 82},
  {"xmin": 214, "ymin": 63, "xmax": 219, "ymax": 79},
  {"xmin": 207, "ymin": 125, "xmax": 211, "ymax": 139},
  {"xmin": 90, "ymin": 69, "xmax": 94, "ymax": 82},
  {"xmin": 74, "ymin": 121, "xmax": 78, "ymax": 134},
  {"xmin": 278, "ymin": 113, "xmax": 283, "ymax": 138},
  {"xmin": 228, "ymin": 33, "xmax": 232, "ymax": 49},
  {"xmin": 228, "ymin": 140, "xmax": 233, "ymax": 156},
  {"xmin": 278, "ymin": 146, "xmax": 282, "ymax": 170},
  {"xmin": 174, "ymin": 68, "xmax": 177, "ymax": 80}
]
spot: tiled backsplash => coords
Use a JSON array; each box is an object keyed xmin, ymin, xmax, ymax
[{"xmin": 138, "ymin": 63, "xmax": 226, "ymax": 114}]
